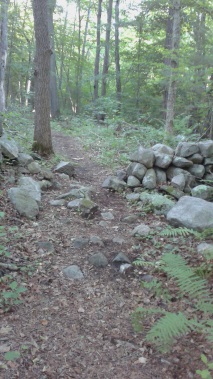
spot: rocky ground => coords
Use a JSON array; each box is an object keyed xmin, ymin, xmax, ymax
[{"xmin": 0, "ymin": 131, "xmax": 213, "ymax": 379}]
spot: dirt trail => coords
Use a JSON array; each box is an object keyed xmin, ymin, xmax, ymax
[{"xmin": 0, "ymin": 131, "xmax": 207, "ymax": 379}]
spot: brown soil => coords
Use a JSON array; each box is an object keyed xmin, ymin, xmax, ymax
[{"xmin": 0, "ymin": 131, "xmax": 212, "ymax": 379}]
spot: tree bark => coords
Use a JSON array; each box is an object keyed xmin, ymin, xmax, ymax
[
  {"xmin": 93, "ymin": 0, "xmax": 102, "ymax": 101},
  {"xmin": 32, "ymin": 0, "xmax": 53, "ymax": 155},
  {"xmin": 163, "ymin": 5, "xmax": 174, "ymax": 119},
  {"xmin": 101, "ymin": 0, "xmax": 113, "ymax": 97},
  {"xmin": 165, "ymin": 0, "xmax": 181, "ymax": 135},
  {"xmin": 0, "ymin": 0, "xmax": 8, "ymax": 136},
  {"xmin": 114, "ymin": 0, "xmax": 121, "ymax": 112},
  {"xmin": 48, "ymin": 0, "xmax": 60, "ymax": 119}
]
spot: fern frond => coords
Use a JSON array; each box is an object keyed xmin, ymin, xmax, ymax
[
  {"xmin": 146, "ymin": 312, "xmax": 196, "ymax": 352},
  {"xmin": 132, "ymin": 307, "xmax": 165, "ymax": 333},
  {"xmin": 160, "ymin": 226, "xmax": 201, "ymax": 238},
  {"xmin": 161, "ymin": 253, "xmax": 213, "ymax": 312}
]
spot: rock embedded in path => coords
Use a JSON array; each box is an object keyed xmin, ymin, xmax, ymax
[
  {"xmin": 101, "ymin": 211, "xmax": 114, "ymax": 220},
  {"xmin": 49, "ymin": 199, "xmax": 66, "ymax": 206},
  {"xmin": 72, "ymin": 237, "xmax": 89, "ymax": 249},
  {"xmin": 89, "ymin": 253, "xmax": 108, "ymax": 268},
  {"xmin": 166, "ymin": 196, "xmax": 213, "ymax": 231},
  {"xmin": 89, "ymin": 235, "xmax": 104, "ymax": 247},
  {"xmin": 54, "ymin": 161, "xmax": 75, "ymax": 177},
  {"xmin": 113, "ymin": 253, "xmax": 131, "ymax": 264},
  {"xmin": 18, "ymin": 176, "xmax": 41, "ymax": 203},
  {"xmin": 63, "ymin": 265, "xmax": 84, "ymax": 280},
  {"xmin": 102, "ymin": 176, "xmax": 127, "ymax": 192},
  {"xmin": 131, "ymin": 224, "xmax": 151, "ymax": 238}
]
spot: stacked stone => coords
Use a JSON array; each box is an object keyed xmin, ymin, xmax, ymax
[{"xmin": 125, "ymin": 141, "xmax": 213, "ymax": 194}]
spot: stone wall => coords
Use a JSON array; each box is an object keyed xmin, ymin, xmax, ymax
[{"xmin": 123, "ymin": 141, "xmax": 213, "ymax": 198}]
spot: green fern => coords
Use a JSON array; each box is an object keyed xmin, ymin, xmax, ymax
[
  {"xmin": 162, "ymin": 253, "xmax": 213, "ymax": 313},
  {"xmin": 160, "ymin": 226, "xmax": 201, "ymax": 238},
  {"xmin": 146, "ymin": 312, "xmax": 196, "ymax": 352}
]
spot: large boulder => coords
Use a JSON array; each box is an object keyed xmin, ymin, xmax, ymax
[
  {"xmin": 166, "ymin": 196, "xmax": 213, "ymax": 231},
  {"xmin": 7, "ymin": 187, "xmax": 39, "ymax": 219},
  {"xmin": 175, "ymin": 142, "xmax": 199, "ymax": 158}
]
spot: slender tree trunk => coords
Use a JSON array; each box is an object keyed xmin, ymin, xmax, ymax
[
  {"xmin": 32, "ymin": 0, "xmax": 53, "ymax": 155},
  {"xmin": 101, "ymin": 0, "xmax": 113, "ymax": 97},
  {"xmin": 136, "ymin": 20, "xmax": 142, "ymax": 109},
  {"xmin": 165, "ymin": 0, "xmax": 181, "ymax": 135},
  {"xmin": 48, "ymin": 0, "xmax": 60, "ymax": 119},
  {"xmin": 114, "ymin": 0, "xmax": 121, "ymax": 112},
  {"xmin": 0, "ymin": 0, "xmax": 8, "ymax": 136},
  {"xmin": 163, "ymin": 5, "xmax": 174, "ymax": 119},
  {"xmin": 94, "ymin": 0, "xmax": 102, "ymax": 101}
]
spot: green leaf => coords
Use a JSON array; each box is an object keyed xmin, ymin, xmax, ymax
[
  {"xmin": 201, "ymin": 354, "xmax": 208, "ymax": 364},
  {"xmin": 9, "ymin": 281, "xmax": 18, "ymax": 290},
  {"xmin": 4, "ymin": 351, "xmax": 20, "ymax": 361}
]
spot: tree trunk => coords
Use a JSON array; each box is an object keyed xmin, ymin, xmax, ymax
[
  {"xmin": 32, "ymin": 0, "xmax": 53, "ymax": 155},
  {"xmin": 94, "ymin": 0, "xmax": 102, "ymax": 101},
  {"xmin": 165, "ymin": 0, "xmax": 181, "ymax": 135},
  {"xmin": 101, "ymin": 0, "xmax": 113, "ymax": 97},
  {"xmin": 48, "ymin": 0, "xmax": 60, "ymax": 119},
  {"xmin": 0, "ymin": 0, "xmax": 8, "ymax": 136},
  {"xmin": 114, "ymin": 0, "xmax": 121, "ymax": 112},
  {"xmin": 163, "ymin": 5, "xmax": 174, "ymax": 119}
]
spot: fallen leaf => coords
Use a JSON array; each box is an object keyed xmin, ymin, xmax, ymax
[{"xmin": 40, "ymin": 320, "xmax": 48, "ymax": 326}]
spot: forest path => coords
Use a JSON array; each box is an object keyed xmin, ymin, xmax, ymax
[{"xmin": 1, "ymin": 131, "xmax": 202, "ymax": 379}]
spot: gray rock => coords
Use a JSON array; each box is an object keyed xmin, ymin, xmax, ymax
[
  {"xmin": 99, "ymin": 220, "xmax": 110, "ymax": 227},
  {"xmin": 155, "ymin": 168, "xmax": 167, "ymax": 185},
  {"xmin": 102, "ymin": 176, "xmax": 127, "ymax": 192},
  {"xmin": 40, "ymin": 169, "xmax": 54, "ymax": 180},
  {"xmin": 127, "ymin": 162, "xmax": 147, "ymax": 180},
  {"xmin": 175, "ymin": 142, "xmax": 199, "ymax": 158},
  {"xmin": 191, "ymin": 185, "xmax": 213, "ymax": 201},
  {"xmin": 142, "ymin": 168, "xmax": 157, "ymax": 189},
  {"xmin": 141, "ymin": 274, "xmax": 154, "ymax": 283},
  {"xmin": 36, "ymin": 241, "xmax": 55, "ymax": 255},
  {"xmin": 166, "ymin": 196, "xmax": 213, "ymax": 231},
  {"xmin": 197, "ymin": 242, "xmax": 213, "ymax": 256},
  {"xmin": 112, "ymin": 237, "xmax": 125, "ymax": 245},
  {"xmin": 172, "ymin": 157, "xmax": 193, "ymax": 168},
  {"xmin": 188, "ymin": 153, "xmax": 203, "ymax": 164},
  {"xmin": 152, "ymin": 144, "xmax": 174, "ymax": 156},
  {"xmin": 67, "ymin": 199, "xmax": 81, "ymax": 209},
  {"xmin": 54, "ymin": 161, "xmax": 75, "ymax": 177},
  {"xmin": 89, "ymin": 236, "xmax": 104, "ymax": 247},
  {"xmin": 127, "ymin": 175, "xmax": 141, "ymax": 187},
  {"xmin": 154, "ymin": 153, "xmax": 173, "ymax": 169},
  {"xmin": 78, "ymin": 198, "xmax": 99, "ymax": 218},
  {"xmin": 7, "ymin": 187, "xmax": 39, "ymax": 219},
  {"xmin": 116, "ymin": 169, "xmax": 127, "ymax": 181},
  {"xmin": 27, "ymin": 161, "xmax": 41, "ymax": 174},
  {"xmin": 101, "ymin": 211, "xmax": 114, "ymax": 220},
  {"xmin": 140, "ymin": 191, "xmax": 175, "ymax": 215},
  {"xmin": 126, "ymin": 193, "xmax": 140, "ymax": 202},
  {"xmin": 113, "ymin": 252, "xmax": 131, "ymax": 264},
  {"xmin": 49, "ymin": 199, "xmax": 66, "ymax": 206},
  {"xmin": 131, "ymin": 224, "xmax": 151, "ymax": 238},
  {"xmin": 73, "ymin": 237, "xmax": 89, "ymax": 249},
  {"xmin": 119, "ymin": 264, "xmax": 132, "ymax": 274},
  {"xmin": 171, "ymin": 174, "xmax": 186, "ymax": 191},
  {"xmin": 39, "ymin": 180, "xmax": 53, "ymax": 190},
  {"xmin": 130, "ymin": 146, "xmax": 155, "ymax": 168},
  {"xmin": 204, "ymin": 173, "xmax": 213, "ymax": 182},
  {"xmin": 18, "ymin": 176, "xmax": 41, "ymax": 203},
  {"xmin": 204, "ymin": 157, "xmax": 213, "ymax": 165},
  {"xmin": 0, "ymin": 135, "xmax": 19, "ymax": 159},
  {"xmin": 121, "ymin": 215, "xmax": 138, "ymax": 223},
  {"xmin": 205, "ymin": 165, "xmax": 213, "ymax": 174},
  {"xmin": 159, "ymin": 185, "xmax": 185, "ymax": 200},
  {"xmin": 187, "ymin": 164, "xmax": 205, "ymax": 179},
  {"xmin": 199, "ymin": 140, "xmax": 213, "ymax": 157},
  {"xmin": 89, "ymin": 253, "xmax": 108, "ymax": 267},
  {"xmin": 17, "ymin": 153, "xmax": 34, "ymax": 166},
  {"xmin": 58, "ymin": 186, "xmax": 93, "ymax": 200},
  {"xmin": 63, "ymin": 265, "xmax": 84, "ymax": 280}
]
